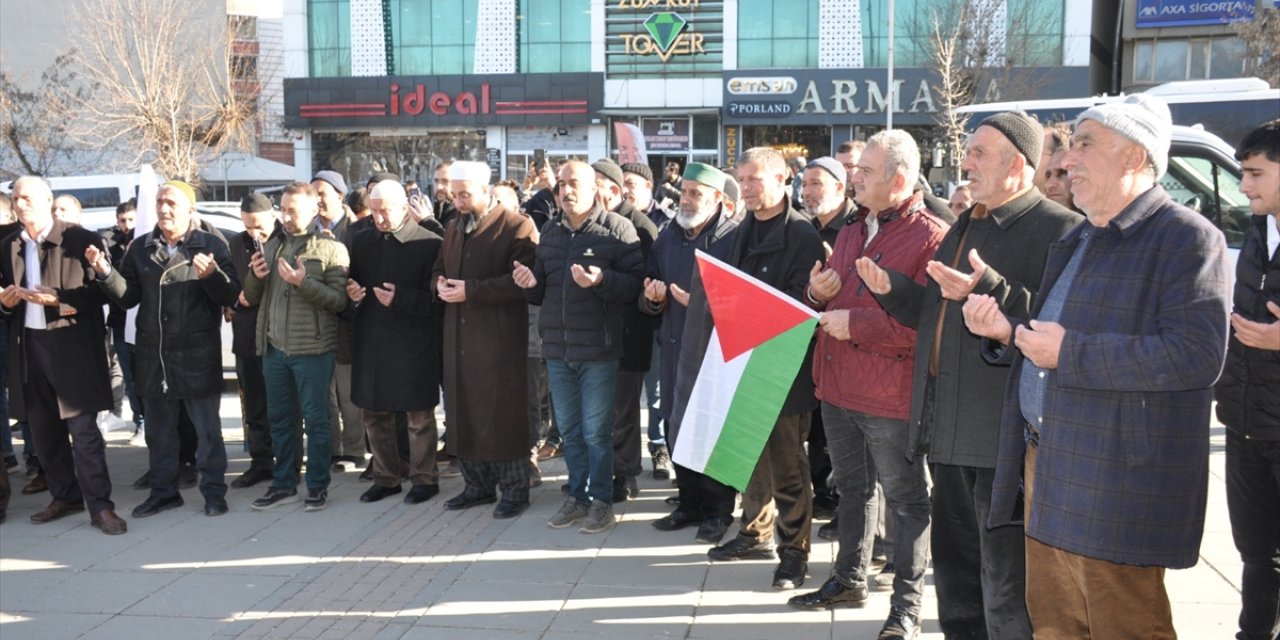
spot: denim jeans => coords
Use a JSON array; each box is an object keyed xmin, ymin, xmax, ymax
[
  {"xmin": 112, "ymin": 325, "xmax": 144, "ymax": 426},
  {"xmin": 822, "ymin": 402, "xmax": 932, "ymax": 615},
  {"xmin": 546, "ymin": 359, "xmax": 617, "ymax": 504},
  {"xmin": 644, "ymin": 339, "xmax": 664, "ymax": 446},
  {"xmin": 1226, "ymin": 429, "xmax": 1280, "ymax": 640},
  {"xmin": 263, "ymin": 347, "xmax": 335, "ymax": 491}
]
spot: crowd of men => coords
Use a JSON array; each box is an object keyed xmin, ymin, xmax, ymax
[{"xmin": 0, "ymin": 97, "xmax": 1276, "ymax": 640}]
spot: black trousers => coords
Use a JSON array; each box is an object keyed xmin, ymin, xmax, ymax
[
  {"xmin": 673, "ymin": 462, "xmax": 736, "ymax": 520},
  {"xmin": 23, "ymin": 329, "xmax": 115, "ymax": 514},
  {"xmin": 145, "ymin": 393, "xmax": 227, "ymax": 500},
  {"xmin": 808, "ymin": 406, "xmax": 837, "ymax": 505},
  {"xmin": 611, "ymin": 370, "xmax": 645, "ymax": 479},
  {"xmin": 236, "ymin": 352, "xmax": 272, "ymax": 470},
  {"xmin": 930, "ymin": 462, "xmax": 1032, "ymax": 639},
  {"xmin": 1225, "ymin": 429, "xmax": 1280, "ymax": 640}
]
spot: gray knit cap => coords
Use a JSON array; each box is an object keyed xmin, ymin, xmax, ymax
[
  {"xmin": 979, "ymin": 111, "xmax": 1044, "ymax": 169},
  {"xmin": 1076, "ymin": 94, "xmax": 1174, "ymax": 179}
]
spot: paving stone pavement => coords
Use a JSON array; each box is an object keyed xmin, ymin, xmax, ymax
[{"xmin": 0, "ymin": 394, "xmax": 1245, "ymax": 639}]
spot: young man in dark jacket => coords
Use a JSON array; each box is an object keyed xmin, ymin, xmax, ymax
[
  {"xmin": 514, "ymin": 160, "xmax": 645, "ymax": 535},
  {"xmin": 90, "ymin": 181, "xmax": 240, "ymax": 519},
  {"xmin": 591, "ymin": 159, "xmax": 658, "ymax": 503},
  {"xmin": 1215, "ymin": 118, "xmax": 1280, "ymax": 640}
]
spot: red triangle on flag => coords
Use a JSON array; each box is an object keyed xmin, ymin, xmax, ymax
[{"xmin": 696, "ymin": 251, "xmax": 817, "ymax": 362}]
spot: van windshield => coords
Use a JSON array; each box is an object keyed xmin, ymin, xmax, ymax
[{"xmin": 53, "ymin": 187, "xmax": 122, "ymax": 209}]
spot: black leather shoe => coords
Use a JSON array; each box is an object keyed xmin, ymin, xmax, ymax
[
  {"xmin": 444, "ymin": 492, "xmax": 497, "ymax": 510},
  {"xmin": 360, "ymin": 484, "xmax": 402, "ymax": 503},
  {"xmin": 773, "ymin": 548, "xmax": 809, "ymax": 589},
  {"xmin": 694, "ymin": 516, "xmax": 733, "ymax": 544},
  {"xmin": 787, "ymin": 576, "xmax": 869, "ymax": 610},
  {"xmin": 204, "ymin": 496, "xmax": 229, "ymax": 517},
  {"xmin": 611, "ymin": 475, "xmax": 638, "ymax": 503},
  {"xmin": 707, "ymin": 536, "xmax": 777, "ymax": 561},
  {"xmin": 230, "ymin": 467, "xmax": 272, "ymax": 489},
  {"xmin": 652, "ymin": 508, "xmax": 701, "ymax": 531},
  {"xmin": 878, "ymin": 606, "xmax": 921, "ymax": 639},
  {"xmin": 812, "ymin": 495, "xmax": 838, "ymax": 521},
  {"xmin": 818, "ymin": 517, "xmax": 839, "ymax": 541},
  {"xmin": 178, "ymin": 463, "xmax": 198, "ymax": 489},
  {"xmin": 404, "ymin": 484, "xmax": 439, "ymax": 504},
  {"xmin": 132, "ymin": 470, "xmax": 152, "ymax": 490},
  {"xmin": 492, "ymin": 499, "xmax": 529, "ymax": 519},
  {"xmin": 131, "ymin": 494, "xmax": 184, "ymax": 518}
]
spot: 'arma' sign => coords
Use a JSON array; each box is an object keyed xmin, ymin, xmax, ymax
[{"xmin": 284, "ymin": 73, "xmax": 604, "ymax": 128}]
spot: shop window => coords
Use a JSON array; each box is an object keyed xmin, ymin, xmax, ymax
[
  {"xmin": 309, "ymin": 0, "xmax": 351, "ymax": 77},
  {"xmin": 1132, "ymin": 37, "xmax": 1248, "ymax": 84},
  {"xmin": 390, "ymin": 0, "xmax": 477, "ymax": 75},
  {"xmin": 519, "ymin": 0, "xmax": 591, "ymax": 73},
  {"xmin": 738, "ymin": 0, "xmax": 818, "ymax": 69},
  {"xmin": 693, "ymin": 114, "xmax": 720, "ymax": 151}
]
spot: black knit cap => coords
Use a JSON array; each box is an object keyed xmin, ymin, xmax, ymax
[
  {"xmin": 620, "ymin": 162, "xmax": 653, "ymax": 184},
  {"xmin": 366, "ymin": 171, "xmax": 401, "ymax": 187},
  {"xmin": 979, "ymin": 111, "xmax": 1045, "ymax": 169},
  {"xmin": 591, "ymin": 159, "xmax": 625, "ymax": 190},
  {"xmin": 240, "ymin": 193, "xmax": 273, "ymax": 214}
]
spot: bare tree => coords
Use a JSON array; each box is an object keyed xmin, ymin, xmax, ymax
[
  {"xmin": 59, "ymin": 0, "xmax": 256, "ymax": 183},
  {"xmin": 1237, "ymin": 7, "xmax": 1280, "ymax": 87},
  {"xmin": 916, "ymin": 0, "xmax": 1056, "ymax": 183},
  {"xmin": 0, "ymin": 52, "xmax": 107, "ymax": 178}
]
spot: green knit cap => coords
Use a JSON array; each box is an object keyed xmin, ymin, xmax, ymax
[{"xmin": 682, "ymin": 162, "xmax": 726, "ymax": 192}]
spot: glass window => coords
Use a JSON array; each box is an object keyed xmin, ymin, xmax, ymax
[
  {"xmin": 309, "ymin": 0, "xmax": 352, "ymax": 77},
  {"xmin": 1154, "ymin": 40, "xmax": 1188, "ymax": 83},
  {"xmin": 1210, "ymin": 38, "xmax": 1246, "ymax": 79},
  {"xmin": 519, "ymin": 0, "xmax": 590, "ymax": 73},
  {"xmin": 1189, "ymin": 40, "xmax": 1208, "ymax": 79},
  {"xmin": 390, "ymin": 0, "xmax": 477, "ymax": 75},
  {"xmin": 1134, "ymin": 41, "xmax": 1153, "ymax": 82},
  {"xmin": 693, "ymin": 114, "xmax": 719, "ymax": 150},
  {"xmin": 739, "ymin": 0, "xmax": 818, "ymax": 69}
]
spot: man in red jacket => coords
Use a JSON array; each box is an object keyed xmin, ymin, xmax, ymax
[{"xmin": 789, "ymin": 130, "xmax": 948, "ymax": 640}]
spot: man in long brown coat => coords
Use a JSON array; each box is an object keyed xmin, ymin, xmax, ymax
[{"xmin": 433, "ymin": 161, "xmax": 538, "ymax": 519}]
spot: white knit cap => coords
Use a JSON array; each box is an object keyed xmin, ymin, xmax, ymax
[
  {"xmin": 448, "ymin": 161, "xmax": 491, "ymax": 184},
  {"xmin": 1076, "ymin": 94, "xmax": 1173, "ymax": 180}
]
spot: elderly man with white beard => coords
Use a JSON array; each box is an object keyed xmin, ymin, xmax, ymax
[{"xmin": 643, "ymin": 163, "xmax": 741, "ymax": 544}]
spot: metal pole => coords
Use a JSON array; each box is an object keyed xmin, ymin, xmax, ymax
[{"xmin": 887, "ymin": 0, "xmax": 895, "ymax": 130}]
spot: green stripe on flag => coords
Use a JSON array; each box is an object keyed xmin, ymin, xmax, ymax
[{"xmin": 702, "ymin": 319, "xmax": 818, "ymax": 491}]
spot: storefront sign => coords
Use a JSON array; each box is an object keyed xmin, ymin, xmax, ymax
[
  {"xmin": 486, "ymin": 148, "xmax": 502, "ymax": 178},
  {"xmin": 726, "ymin": 77, "xmax": 799, "ymax": 96},
  {"xmin": 726, "ymin": 101, "xmax": 793, "ymax": 118},
  {"xmin": 1135, "ymin": 0, "xmax": 1261, "ymax": 28},
  {"xmin": 284, "ymin": 72, "xmax": 604, "ymax": 128},
  {"xmin": 607, "ymin": 0, "xmax": 723, "ymax": 77},
  {"xmin": 723, "ymin": 126, "xmax": 738, "ymax": 168},
  {"xmin": 642, "ymin": 119, "xmax": 691, "ymax": 151},
  {"xmin": 721, "ymin": 68, "xmax": 1092, "ymax": 126}
]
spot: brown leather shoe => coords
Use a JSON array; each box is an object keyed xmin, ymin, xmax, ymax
[
  {"xmin": 29, "ymin": 499, "xmax": 85, "ymax": 524},
  {"xmin": 91, "ymin": 509, "xmax": 128, "ymax": 535},
  {"xmin": 536, "ymin": 442, "xmax": 562, "ymax": 460},
  {"xmin": 22, "ymin": 474, "xmax": 48, "ymax": 495}
]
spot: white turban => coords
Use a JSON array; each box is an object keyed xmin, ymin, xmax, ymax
[{"xmin": 448, "ymin": 161, "xmax": 491, "ymax": 184}]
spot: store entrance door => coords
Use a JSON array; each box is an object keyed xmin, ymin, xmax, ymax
[{"xmin": 649, "ymin": 154, "xmax": 685, "ymax": 207}]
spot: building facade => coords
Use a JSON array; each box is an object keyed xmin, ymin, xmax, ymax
[{"xmin": 283, "ymin": 0, "xmax": 1107, "ymax": 187}]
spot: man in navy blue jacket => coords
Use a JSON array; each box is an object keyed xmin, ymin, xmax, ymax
[{"xmin": 963, "ymin": 94, "xmax": 1230, "ymax": 638}]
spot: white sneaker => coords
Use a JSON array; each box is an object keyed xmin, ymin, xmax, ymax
[
  {"xmin": 97, "ymin": 412, "xmax": 132, "ymax": 433},
  {"xmin": 129, "ymin": 427, "xmax": 147, "ymax": 447}
]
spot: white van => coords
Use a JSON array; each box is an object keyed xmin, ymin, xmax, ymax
[{"xmin": 0, "ymin": 173, "xmax": 166, "ymax": 210}]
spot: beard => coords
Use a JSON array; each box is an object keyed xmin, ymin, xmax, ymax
[{"xmin": 676, "ymin": 206, "xmax": 713, "ymax": 230}]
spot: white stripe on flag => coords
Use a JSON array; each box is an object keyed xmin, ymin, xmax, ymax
[{"xmin": 672, "ymin": 328, "xmax": 751, "ymax": 473}]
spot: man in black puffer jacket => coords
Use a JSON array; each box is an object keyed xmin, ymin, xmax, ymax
[
  {"xmin": 1215, "ymin": 118, "xmax": 1280, "ymax": 640},
  {"xmin": 515, "ymin": 160, "xmax": 644, "ymax": 535}
]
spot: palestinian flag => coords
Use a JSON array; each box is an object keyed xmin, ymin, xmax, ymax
[{"xmin": 672, "ymin": 251, "xmax": 819, "ymax": 491}]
